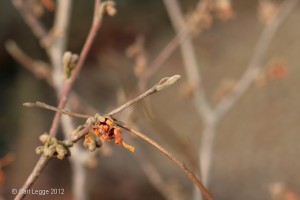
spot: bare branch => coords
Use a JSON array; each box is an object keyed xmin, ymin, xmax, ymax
[
  {"xmin": 214, "ymin": 0, "xmax": 298, "ymax": 120},
  {"xmin": 5, "ymin": 40, "xmax": 52, "ymax": 84},
  {"xmin": 116, "ymin": 122, "xmax": 213, "ymax": 200},
  {"xmin": 23, "ymin": 101, "xmax": 91, "ymax": 119},
  {"xmin": 108, "ymin": 75, "xmax": 181, "ymax": 116},
  {"xmin": 163, "ymin": 0, "xmax": 213, "ymax": 122},
  {"xmin": 197, "ymin": 0, "xmax": 298, "ymax": 191},
  {"xmin": 14, "ymin": 1, "xmax": 110, "ymax": 199},
  {"xmin": 11, "ymin": 0, "xmax": 49, "ymax": 46},
  {"xmin": 14, "ymin": 156, "xmax": 49, "ymax": 200}
]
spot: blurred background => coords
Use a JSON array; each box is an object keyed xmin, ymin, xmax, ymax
[{"xmin": 0, "ymin": 0, "xmax": 300, "ymax": 199}]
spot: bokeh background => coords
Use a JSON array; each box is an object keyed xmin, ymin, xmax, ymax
[{"xmin": 0, "ymin": 0, "xmax": 300, "ymax": 199}]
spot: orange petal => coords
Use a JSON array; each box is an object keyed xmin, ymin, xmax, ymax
[{"xmin": 122, "ymin": 141, "xmax": 135, "ymax": 152}]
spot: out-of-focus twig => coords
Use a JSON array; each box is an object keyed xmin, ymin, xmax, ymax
[
  {"xmin": 162, "ymin": 0, "xmax": 298, "ymax": 196},
  {"xmin": 162, "ymin": 1, "xmax": 215, "ymax": 193},
  {"xmin": 14, "ymin": 1, "xmax": 110, "ymax": 199},
  {"xmin": 11, "ymin": 0, "xmax": 49, "ymax": 46},
  {"xmin": 198, "ymin": 0, "xmax": 297, "ymax": 192},
  {"xmin": 162, "ymin": 0, "xmax": 213, "ymax": 124},
  {"xmin": 5, "ymin": 40, "xmax": 52, "ymax": 84},
  {"xmin": 214, "ymin": 0, "xmax": 298, "ymax": 120}
]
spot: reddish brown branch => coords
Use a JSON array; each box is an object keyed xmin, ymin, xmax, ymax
[
  {"xmin": 117, "ymin": 122, "xmax": 213, "ymax": 200},
  {"xmin": 14, "ymin": 1, "xmax": 107, "ymax": 199}
]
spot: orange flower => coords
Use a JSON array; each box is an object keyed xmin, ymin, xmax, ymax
[{"xmin": 84, "ymin": 116, "xmax": 134, "ymax": 152}]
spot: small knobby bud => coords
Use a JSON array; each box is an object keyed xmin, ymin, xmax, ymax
[
  {"xmin": 50, "ymin": 137, "xmax": 58, "ymax": 145},
  {"xmin": 86, "ymin": 117, "xmax": 96, "ymax": 125},
  {"xmin": 95, "ymin": 113, "xmax": 105, "ymax": 123},
  {"xmin": 105, "ymin": 2, "xmax": 117, "ymax": 16},
  {"xmin": 61, "ymin": 140, "xmax": 73, "ymax": 147},
  {"xmin": 98, "ymin": 1, "xmax": 117, "ymax": 18},
  {"xmin": 56, "ymin": 145, "xmax": 67, "ymax": 155},
  {"xmin": 44, "ymin": 145, "xmax": 56, "ymax": 157},
  {"xmin": 156, "ymin": 75, "xmax": 181, "ymax": 91},
  {"xmin": 63, "ymin": 51, "xmax": 78, "ymax": 79},
  {"xmin": 39, "ymin": 133, "xmax": 49, "ymax": 144},
  {"xmin": 35, "ymin": 146, "xmax": 44, "ymax": 155},
  {"xmin": 56, "ymin": 153, "xmax": 65, "ymax": 160},
  {"xmin": 88, "ymin": 141, "xmax": 97, "ymax": 152},
  {"xmin": 83, "ymin": 140, "xmax": 89, "ymax": 148}
]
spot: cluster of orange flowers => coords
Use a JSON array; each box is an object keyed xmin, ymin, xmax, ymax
[{"xmin": 85, "ymin": 116, "xmax": 135, "ymax": 152}]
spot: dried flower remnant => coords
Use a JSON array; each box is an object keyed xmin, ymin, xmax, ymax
[
  {"xmin": 267, "ymin": 61, "xmax": 287, "ymax": 80},
  {"xmin": 99, "ymin": 1, "xmax": 117, "ymax": 18},
  {"xmin": 214, "ymin": 0, "xmax": 234, "ymax": 21},
  {"xmin": 85, "ymin": 115, "xmax": 135, "ymax": 152},
  {"xmin": 179, "ymin": 82, "xmax": 197, "ymax": 100},
  {"xmin": 126, "ymin": 35, "xmax": 148, "ymax": 77},
  {"xmin": 186, "ymin": 1, "xmax": 213, "ymax": 36},
  {"xmin": 41, "ymin": 0, "xmax": 56, "ymax": 11},
  {"xmin": 269, "ymin": 182, "xmax": 299, "ymax": 200},
  {"xmin": 213, "ymin": 78, "xmax": 236, "ymax": 102},
  {"xmin": 255, "ymin": 59, "xmax": 287, "ymax": 87},
  {"xmin": 26, "ymin": 0, "xmax": 45, "ymax": 18},
  {"xmin": 258, "ymin": 0, "xmax": 279, "ymax": 24}
]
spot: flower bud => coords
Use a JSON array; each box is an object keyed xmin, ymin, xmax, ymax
[
  {"xmin": 35, "ymin": 146, "xmax": 44, "ymax": 155},
  {"xmin": 39, "ymin": 134, "xmax": 49, "ymax": 144},
  {"xmin": 88, "ymin": 141, "xmax": 97, "ymax": 152},
  {"xmin": 44, "ymin": 145, "xmax": 56, "ymax": 157}
]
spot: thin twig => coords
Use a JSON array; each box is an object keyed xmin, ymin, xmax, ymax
[
  {"xmin": 23, "ymin": 101, "xmax": 91, "ymax": 119},
  {"xmin": 139, "ymin": 34, "xmax": 181, "ymax": 90},
  {"xmin": 71, "ymin": 125, "xmax": 93, "ymax": 143},
  {"xmin": 48, "ymin": 0, "xmax": 102, "ymax": 137},
  {"xmin": 5, "ymin": 40, "xmax": 53, "ymax": 84},
  {"xmin": 163, "ymin": 0, "xmax": 213, "ymax": 123},
  {"xmin": 130, "ymin": 139, "xmax": 186, "ymax": 200},
  {"xmin": 49, "ymin": 0, "xmax": 72, "ymax": 92},
  {"xmin": 116, "ymin": 122, "xmax": 213, "ymax": 200},
  {"xmin": 11, "ymin": 0, "xmax": 49, "ymax": 46},
  {"xmin": 162, "ymin": 1, "xmax": 214, "ymax": 197},
  {"xmin": 107, "ymin": 75, "xmax": 181, "ymax": 116}
]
